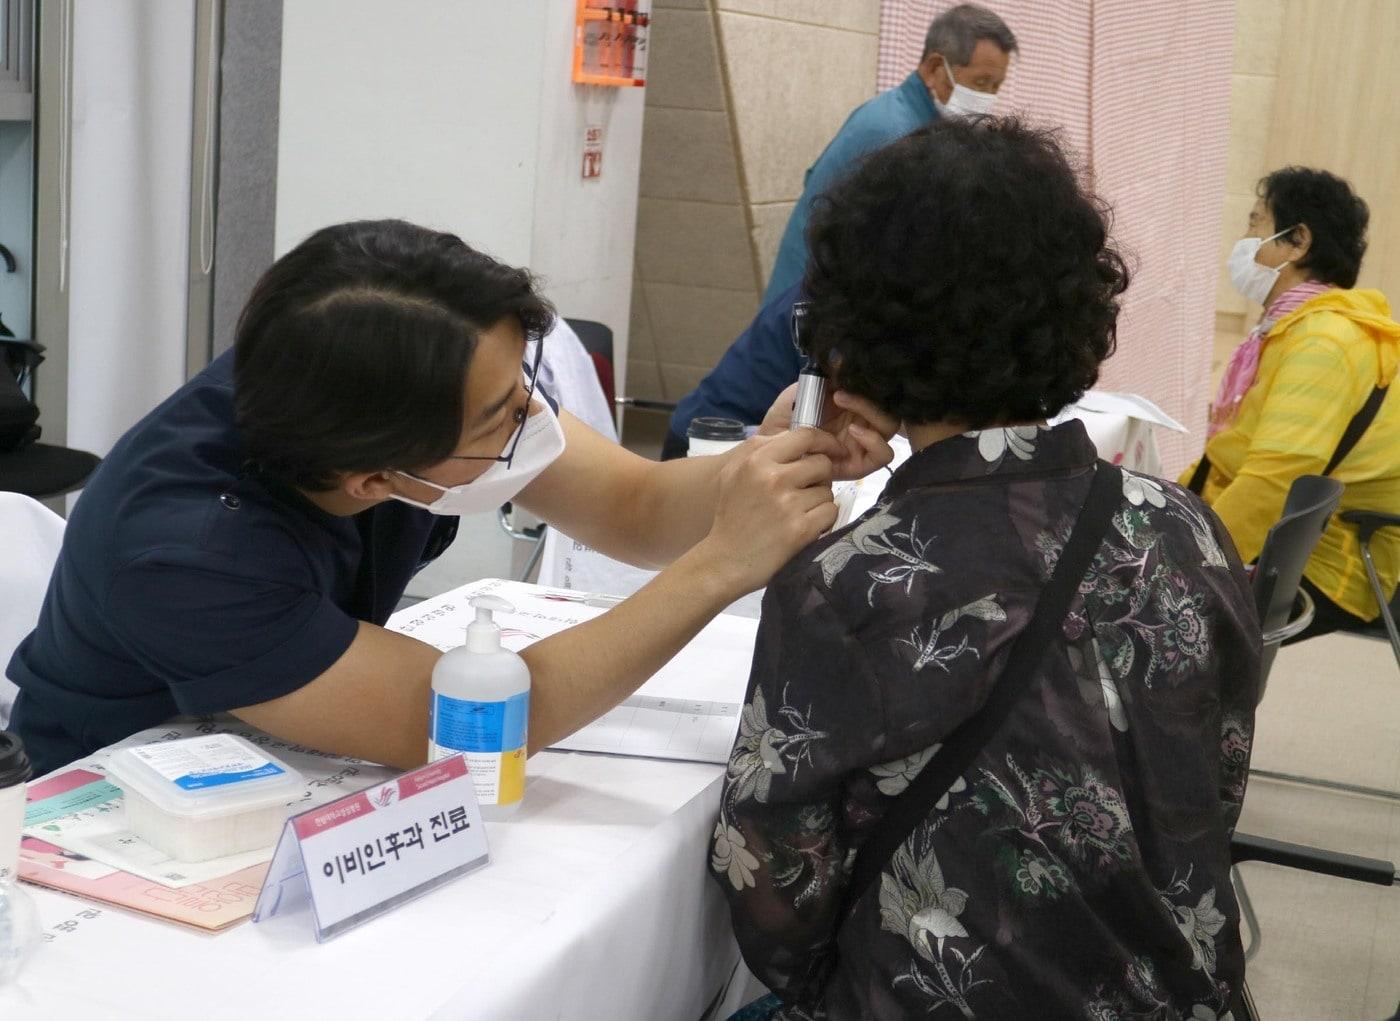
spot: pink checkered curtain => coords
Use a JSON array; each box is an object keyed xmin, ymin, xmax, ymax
[{"xmin": 877, "ymin": 1, "xmax": 1235, "ymax": 474}]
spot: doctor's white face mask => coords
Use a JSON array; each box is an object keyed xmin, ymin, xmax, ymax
[{"xmin": 390, "ymin": 398, "xmax": 566, "ymax": 516}]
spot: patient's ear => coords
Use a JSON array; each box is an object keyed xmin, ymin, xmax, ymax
[{"xmin": 1287, "ymin": 223, "xmax": 1313, "ymax": 261}]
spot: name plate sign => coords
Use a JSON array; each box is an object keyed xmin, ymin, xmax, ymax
[{"xmin": 253, "ymin": 754, "xmax": 489, "ymax": 941}]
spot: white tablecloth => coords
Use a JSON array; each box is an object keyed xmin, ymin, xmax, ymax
[{"xmin": 0, "ymin": 750, "xmax": 751, "ymax": 1020}]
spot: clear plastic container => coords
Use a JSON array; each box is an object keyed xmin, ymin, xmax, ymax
[
  {"xmin": 106, "ymin": 735, "xmax": 305, "ymax": 863},
  {"xmin": 0, "ymin": 882, "xmax": 41, "ymax": 985}
]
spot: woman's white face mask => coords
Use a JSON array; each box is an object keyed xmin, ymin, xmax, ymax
[
  {"xmin": 390, "ymin": 398, "xmax": 567, "ymax": 516},
  {"xmin": 1227, "ymin": 226, "xmax": 1296, "ymax": 305}
]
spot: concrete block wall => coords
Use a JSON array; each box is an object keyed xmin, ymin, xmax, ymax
[{"xmin": 628, "ymin": 0, "xmax": 880, "ymax": 403}]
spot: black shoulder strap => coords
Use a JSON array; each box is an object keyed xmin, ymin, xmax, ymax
[
  {"xmin": 842, "ymin": 461, "xmax": 1124, "ymax": 917},
  {"xmin": 1190, "ymin": 384, "xmax": 1388, "ymax": 491},
  {"xmin": 1186, "ymin": 455, "xmax": 1211, "ymax": 495},
  {"xmin": 1322, "ymin": 385, "xmax": 1387, "ymax": 476}
]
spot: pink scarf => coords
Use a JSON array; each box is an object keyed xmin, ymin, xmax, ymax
[{"xmin": 1208, "ymin": 281, "xmax": 1335, "ymax": 437}]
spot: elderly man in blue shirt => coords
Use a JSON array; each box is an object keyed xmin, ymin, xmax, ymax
[{"xmin": 664, "ymin": 4, "xmax": 1017, "ymax": 458}]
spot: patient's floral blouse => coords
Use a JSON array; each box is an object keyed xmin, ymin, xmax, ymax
[{"xmin": 712, "ymin": 422, "xmax": 1261, "ymax": 1020}]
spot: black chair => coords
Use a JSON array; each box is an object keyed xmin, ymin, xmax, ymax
[
  {"xmin": 566, "ymin": 317, "xmax": 681, "ymax": 459},
  {"xmin": 565, "ymin": 316, "xmax": 679, "ymax": 419},
  {"xmin": 1229, "ymin": 834, "xmax": 1397, "ymax": 1021},
  {"xmin": 497, "ymin": 318, "xmax": 687, "ymax": 578},
  {"xmin": 497, "ymin": 318, "xmax": 677, "ymax": 583},
  {"xmin": 1246, "ymin": 482, "xmax": 1400, "ymax": 803},
  {"xmin": 1228, "ymin": 476, "xmax": 1400, "ymax": 1016},
  {"xmin": 0, "ymin": 443, "xmax": 101, "ymax": 499},
  {"xmin": 1250, "ymin": 475, "xmax": 1345, "ymax": 686},
  {"xmin": 1338, "ymin": 510, "xmax": 1400, "ymax": 673},
  {"xmin": 564, "ymin": 318, "xmax": 618, "ymax": 411},
  {"xmin": 1229, "ymin": 476, "xmax": 1343, "ymax": 967},
  {"xmin": 497, "ymin": 500, "xmax": 549, "ymax": 583},
  {"xmin": 0, "ymin": 337, "xmax": 100, "ymax": 499}
]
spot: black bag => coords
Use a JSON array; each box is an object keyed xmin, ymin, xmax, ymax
[{"xmin": 0, "ymin": 352, "xmax": 40, "ymax": 453}]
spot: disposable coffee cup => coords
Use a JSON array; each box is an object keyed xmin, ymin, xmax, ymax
[
  {"xmin": 686, "ymin": 417, "xmax": 746, "ymax": 457},
  {"xmin": 0, "ymin": 731, "xmax": 32, "ymax": 884}
]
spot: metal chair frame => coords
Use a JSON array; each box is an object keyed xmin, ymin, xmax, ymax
[
  {"xmin": 1230, "ymin": 478, "xmax": 1400, "ymax": 1017},
  {"xmin": 1230, "ymin": 834, "xmax": 1397, "ymax": 1021},
  {"xmin": 1339, "ymin": 509, "xmax": 1400, "ymax": 673}
]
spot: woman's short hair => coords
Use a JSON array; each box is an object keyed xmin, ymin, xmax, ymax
[
  {"xmin": 1258, "ymin": 167, "xmax": 1369, "ymax": 288},
  {"xmin": 233, "ymin": 220, "xmax": 554, "ymax": 490},
  {"xmin": 803, "ymin": 117, "xmax": 1128, "ymax": 428}
]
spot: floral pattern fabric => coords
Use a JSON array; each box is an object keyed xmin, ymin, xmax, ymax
[{"xmin": 712, "ymin": 421, "xmax": 1261, "ymax": 1020}]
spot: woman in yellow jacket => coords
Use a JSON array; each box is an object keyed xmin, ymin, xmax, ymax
[{"xmin": 1184, "ymin": 167, "xmax": 1400, "ymax": 637}]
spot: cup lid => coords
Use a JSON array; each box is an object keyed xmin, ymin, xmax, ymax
[
  {"xmin": 687, "ymin": 416, "xmax": 746, "ymax": 441},
  {"xmin": 0, "ymin": 730, "xmax": 32, "ymax": 788}
]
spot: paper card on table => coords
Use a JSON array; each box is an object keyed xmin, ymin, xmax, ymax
[
  {"xmin": 22, "ymin": 769, "xmax": 123, "ymax": 825},
  {"xmin": 253, "ymin": 755, "xmax": 489, "ymax": 942},
  {"xmin": 20, "ymin": 836, "xmax": 267, "ymax": 933}
]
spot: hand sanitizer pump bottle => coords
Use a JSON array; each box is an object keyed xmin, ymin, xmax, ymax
[{"xmin": 428, "ymin": 595, "xmax": 530, "ymax": 820}]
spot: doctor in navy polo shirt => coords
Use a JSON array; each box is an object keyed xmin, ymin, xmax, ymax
[{"xmin": 8, "ymin": 220, "xmax": 895, "ymax": 776}]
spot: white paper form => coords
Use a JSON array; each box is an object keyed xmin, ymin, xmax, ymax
[
  {"xmin": 389, "ymin": 579, "xmax": 760, "ymax": 764},
  {"xmin": 536, "ymin": 529, "xmax": 767, "ymax": 620},
  {"xmin": 1066, "ymin": 390, "xmax": 1188, "ymax": 432}
]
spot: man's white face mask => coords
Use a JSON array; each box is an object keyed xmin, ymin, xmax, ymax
[
  {"xmin": 934, "ymin": 56, "xmax": 998, "ymax": 119},
  {"xmin": 391, "ymin": 397, "xmax": 567, "ymax": 516}
]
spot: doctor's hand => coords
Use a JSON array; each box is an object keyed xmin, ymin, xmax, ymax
[
  {"xmin": 694, "ymin": 429, "xmax": 842, "ymax": 595},
  {"xmin": 758, "ymin": 385, "xmax": 898, "ymax": 481}
]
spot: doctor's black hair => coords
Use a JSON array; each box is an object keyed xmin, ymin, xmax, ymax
[
  {"xmin": 233, "ymin": 220, "xmax": 554, "ymax": 490},
  {"xmin": 802, "ymin": 117, "xmax": 1128, "ymax": 428},
  {"xmin": 1258, "ymin": 167, "xmax": 1369, "ymax": 289}
]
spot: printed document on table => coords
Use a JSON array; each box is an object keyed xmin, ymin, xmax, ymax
[
  {"xmin": 389, "ymin": 579, "xmax": 760, "ymax": 764},
  {"xmin": 536, "ymin": 529, "xmax": 766, "ymax": 620}
]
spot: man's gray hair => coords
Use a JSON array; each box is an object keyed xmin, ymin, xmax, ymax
[{"xmin": 922, "ymin": 4, "xmax": 1018, "ymax": 64}]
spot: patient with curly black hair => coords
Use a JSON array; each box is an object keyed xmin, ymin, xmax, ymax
[{"xmin": 712, "ymin": 118, "xmax": 1262, "ymax": 1021}]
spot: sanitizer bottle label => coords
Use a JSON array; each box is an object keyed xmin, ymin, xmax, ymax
[{"xmin": 429, "ymin": 691, "xmax": 529, "ymax": 806}]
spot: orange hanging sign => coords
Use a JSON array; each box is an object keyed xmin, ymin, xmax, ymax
[{"xmin": 572, "ymin": 0, "xmax": 650, "ymax": 88}]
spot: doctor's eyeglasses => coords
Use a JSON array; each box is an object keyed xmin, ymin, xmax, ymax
[{"xmin": 446, "ymin": 330, "xmax": 546, "ymax": 469}]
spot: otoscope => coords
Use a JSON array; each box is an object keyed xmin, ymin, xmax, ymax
[{"xmin": 789, "ymin": 300, "xmax": 827, "ymax": 431}]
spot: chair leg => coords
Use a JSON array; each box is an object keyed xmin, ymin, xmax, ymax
[
  {"xmin": 1358, "ymin": 538, "xmax": 1400, "ymax": 673},
  {"xmin": 516, "ymin": 524, "xmax": 548, "ymax": 583},
  {"xmin": 1251, "ymin": 548, "xmax": 1400, "ymax": 798},
  {"xmin": 1249, "ymin": 766, "xmax": 1400, "ymax": 802},
  {"xmin": 1232, "ymin": 866, "xmax": 1263, "ymax": 963},
  {"xmin": 1233, "ymin": 981, "xmax": 1262, "ymax": 1021}
]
